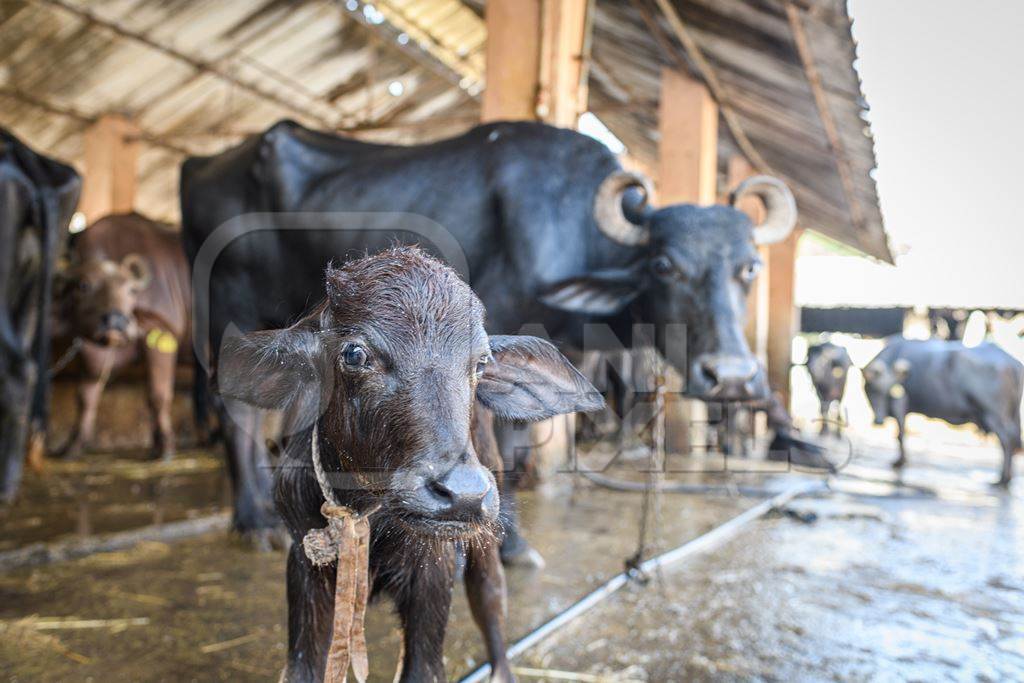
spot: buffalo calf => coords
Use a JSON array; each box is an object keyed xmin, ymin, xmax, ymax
[{"xmin": 219, "ymin": 247, "xmax": 602, "ymax": 682}]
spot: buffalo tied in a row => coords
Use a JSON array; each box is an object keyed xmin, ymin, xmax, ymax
[{"xmin": 2, "ymin": 121, "xmax": 1021, "ymax": 681}]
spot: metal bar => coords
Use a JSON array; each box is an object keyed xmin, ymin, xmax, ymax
[
  {"xmin": 0, "ymin": 513, "xmax": 230, "ymax": 571},
  {"xmin": 458, "ymin": 480, "xmax": 825, "ymax": 683}
]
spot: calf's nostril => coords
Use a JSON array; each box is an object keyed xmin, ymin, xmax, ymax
[{"xmin": 428, "ymin": 479, "xmax": 454, "ymax": 502}]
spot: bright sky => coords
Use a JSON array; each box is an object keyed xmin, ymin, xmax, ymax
[{"xmin": 797, "ymin": 0, "xmax": 1024, "ymax": 309}]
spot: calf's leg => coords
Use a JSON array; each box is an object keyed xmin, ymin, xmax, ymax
[
  {"xmin": 465, "ymin": 541, "xmax": 513, "ymax": 683},
  {"xmin": 283, "ymin": 542, "xmax": 335, "ymax": 682},
  {"xmin": 395, "ymin": 552, "xmax": 456, "ymax": 682},
  {"xmin": 145, "ymin": 345, "xmax": 177, "ymax": 460},
  {"xmin": 60, "ymin": 374, "xmax": 106, "ymax": 459}
]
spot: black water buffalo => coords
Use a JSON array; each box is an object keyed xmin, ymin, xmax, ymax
[
  {"xmin": 55, "ymin": 213, "xmax": 191, "ymax": 459},
  {"xmin": 863, "ymin": 338, "xmax": 1023, "ymax": 485},
  {"xmin": 219, "ymin": 247, "xmax": 601, "ymax": 682},
  {"xmin": 180, "ymin": 120, "xmax": 796, "ymax": 555},
  {"xmin": 806, "ymin": 340, "xmax": 852, "ymax": 435},
  {"xmin": 0, "ymin": 129, "xmax": 80, "ymax": 501}
]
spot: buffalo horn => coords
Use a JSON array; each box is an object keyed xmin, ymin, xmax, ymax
[
  {"xmin": 730, "ymin": 175, "xmax": 797, "ymax": 245},
  {"xmin": 593, "ymin": 170, "xmax": 653, "ymax": 246}
]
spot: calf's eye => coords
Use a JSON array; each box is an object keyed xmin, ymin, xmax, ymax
[{"xmin": 342, "ymin": 343, "xmax": 368, "ymax": 367}]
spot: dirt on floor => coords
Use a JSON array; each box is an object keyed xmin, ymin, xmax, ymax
[{"xmin": 1, "ymin": 434, "xmax": 1022, "ymax": 682}]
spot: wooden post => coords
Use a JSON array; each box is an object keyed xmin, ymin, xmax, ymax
[
  {"xmin": 482, "ymin": 0, "xmax": 590, "ymax": 127},
  {"xmin": 766, "ymin": 229, "xmax": 802, "ymax": 408},
  {"xmin": 481, "ymin": 0, "xmax": 542, "ymax": 122},
  {"xmin": 658, "ymin": 68, "xmax": 718, "ymax": 205},
  {"xmin": 482, "ymin": 0, "xmax": 592, "ymax": 480},
  {"xmin": 657, "ymin": 68, "xmax": 719, "ymax": 454},
  {"xmin": 80, "ymin": 114, "xmax": 139, "ymax": 223}
]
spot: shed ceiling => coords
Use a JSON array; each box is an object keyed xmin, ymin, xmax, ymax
[{"xmin": 0, "ymin": 0, "xmax": 891, "ymax": 262}]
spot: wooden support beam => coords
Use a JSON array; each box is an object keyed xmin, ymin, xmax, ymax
[
  {"xmin": 657, "ymin": 68, "xmax": 718, "ymax": 453},
  {"xmin": 481, "ymin": 0, "xmax": 591, "ymax": 126},
  {"xmin": 480, "ymin": 0, "xmax": 592, "ymax": 478},
  {"xmin": 80, "ymin": 114, "xmax": 139, "ymax": 223},
  {"xmin": 658, "ymin": 68, "xmax": 717, "ymax": 205},
  {"xmin": 650, "ymin": 0, "xmax": 774, "ymax": 175},
  {"xmin": 766, "ymin": 229, "xmax": 803, "ymax": 408},
  {"xmin": 481, "ymin": 0, "xmax": 542, "ymax": 122},
  {"xmin": 537, "ymin": 0, "xmax": 592, "ymax": 127}
]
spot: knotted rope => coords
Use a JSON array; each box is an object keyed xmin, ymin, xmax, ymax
[{"xmin": 303, "ymin": 423, "xmax": 379, "ymax": 683}]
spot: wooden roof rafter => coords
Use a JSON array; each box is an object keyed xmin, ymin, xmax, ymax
[
  {"xmin": 648, "ymin": 0, "xmax": 774, "ymax": 175},
  {"xmin": 0, "ymin": 86, "xmax": 198, "ymax": 156},
  {"xmin": 784, "ymin": 1, "xmax": 865, "ymax": 232}
]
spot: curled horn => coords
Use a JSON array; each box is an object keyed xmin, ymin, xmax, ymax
[
  {"xmin": 593, "ymin": 170, "xmax": 653, "ymax": 246},
  {"xmin": 730, "ymin": 175, "xmax": 797, "ymax": 245}
]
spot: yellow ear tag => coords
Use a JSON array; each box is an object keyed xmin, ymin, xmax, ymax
[
  {"xmin": 146, "ymin": 329, "xmax": 178, "ymax": 354},
  {"xmin": 889, "ymin": 384, "xmax": 905, "ymax": 399},
  {"xmin": 831, "ymin": 367, "xmax": 844, "ymax": 378}
]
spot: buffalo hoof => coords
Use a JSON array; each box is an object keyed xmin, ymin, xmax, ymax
[
  {"xmin": 892, "ymin": 457, "xmax": 907, "ymax": 470},
  {"xmin": 994, "ymin": 477, "xmax": 1012, "ymax": 489},
  {"xmin": 500, "ymin": 542, "xmax": 545, "ymax": 569}
]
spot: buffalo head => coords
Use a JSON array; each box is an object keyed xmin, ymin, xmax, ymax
[
  {"xmin": 807, "ymin": 342, "xmax": 852, "ymax": 402},
  {"xmin": 542, "ymin": 172, "xmax": 797, "ymax": 401},
  {"xmin": 862, "ymin": 357, "xmax": 910, "ymax": 425},
  {"xmin": 219, "ymin": 247, "xmax": 602, "ymax": 539},
  {"xmin": 64, "ymin": 254, "xmax": 151, "ymax": 346}
]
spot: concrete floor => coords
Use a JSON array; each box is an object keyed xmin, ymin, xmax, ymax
[{"xmin": 1, "ymin": 429, "xmax": 1022, "ymax": 681}]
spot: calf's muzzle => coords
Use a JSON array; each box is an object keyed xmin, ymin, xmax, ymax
[{"xmin": 425, "ymin": 460, "xmax": 496, "ymax": 522}]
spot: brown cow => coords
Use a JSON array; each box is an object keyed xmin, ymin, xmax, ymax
[{"xmin": 56, "ymin": 213, "xmax": 190, "ymax": 459}]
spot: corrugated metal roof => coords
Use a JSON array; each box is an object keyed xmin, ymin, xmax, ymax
[
  {"xmin": 0, "ymin": 0, "xmax": 481, "ymax": 219},
  {"xmin": 586, "ymin": 0, "xmax": 891, "ymax": 262},
  {"xmin": 0, "ymin": 0, "xmax": 890, "ymax": 262}
]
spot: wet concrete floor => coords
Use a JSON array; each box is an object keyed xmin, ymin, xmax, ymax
[{"xmin": 1, "ymin": 438, "xmax": 1022, "ymax": 681}]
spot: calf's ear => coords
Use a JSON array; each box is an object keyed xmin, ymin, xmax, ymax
[
  {"xmin": 217, "ymin": 327, "xmax": 328, "ymax": 421},
  {"xmin": 539, "ymin": 265, "xmax": 645, "ymax": 316},
  {"xmin": 477, "ymin": 335, "xmax": 604, "ymax": 422}
]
